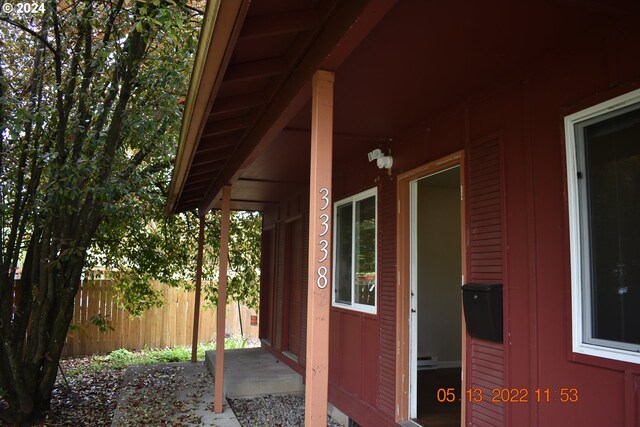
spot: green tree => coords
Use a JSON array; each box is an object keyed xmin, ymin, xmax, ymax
[
  {"xmin": 99, "ymin": 207, "xmax": 263, "ymax": 316},
  {"xmin": 0, "ymin": 1, "xmax": 262, "ymax": 423},
  {"xmin": 220, "ymin": 211, "xmax": 262, "ymax": 310}
]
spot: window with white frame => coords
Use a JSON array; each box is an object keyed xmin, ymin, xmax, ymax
[
  {"xmin": 565, "ymin": 88, "xmax": 640, "ymax": 364},
  {"xmin": 332, "ymin": 188, "xmax": 377, "ymax": 314}
]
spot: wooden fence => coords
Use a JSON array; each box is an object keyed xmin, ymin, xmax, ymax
[{"xmin": 57, "ymin": 279, "xmax": 258, "ymax": 357}]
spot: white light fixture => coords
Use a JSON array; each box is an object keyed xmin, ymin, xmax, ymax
[{"xmin": 368, "ymin": 148, "xmax": 393, "ymax": 170}]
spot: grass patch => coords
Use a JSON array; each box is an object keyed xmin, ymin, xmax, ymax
[{"xmin": 79, "ymin": 336, "xmax": 253, "ymax": 371}]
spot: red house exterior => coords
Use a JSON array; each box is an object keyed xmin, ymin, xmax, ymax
[{"xmin": 168, "ymin": 0, "xmax": 640, "ymax": 425}]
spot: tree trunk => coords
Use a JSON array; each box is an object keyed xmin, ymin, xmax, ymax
[{"xmin": 0, "ymin": 243, "xmax": 83, "ymax": 424}]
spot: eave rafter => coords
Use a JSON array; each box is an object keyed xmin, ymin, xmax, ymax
[
  {"xmin": 239, "ymin": 9, "xmax": 319, "ymax": 40},
  {"xmin": 198, "ymin": 133, "xmax": 242, "ymax": 151},
  {"xmin": 188, "ymin": 159, "xmax": 227, "ymax": 176},
  {"xmin": 191, "ymin": 147, "xmax": 236, "ymax": 167},
  {"xmin": 224, "ymin": 58, "xmax": 288, "ymax": 83},
  {"xmin": 182, "ymin": 184, "xmax": 211, "ymax": 194},
  {"xmin": 237, "ymin": 177, "xmax": 306, "ymax": 186},
  {"xmin": 201, "ymin": 117, "xmax": 250, "ymax": 138},
  {"xmin": 209, "ymin": 93, "xmax": 265, "ymax": 119}
]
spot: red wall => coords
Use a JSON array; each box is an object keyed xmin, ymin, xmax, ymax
[
  {"xmin": 260, "ymin": 193, "xmax": 309, "ymax": 375},
  {"xmin": 387, "ymin": 15, "xmax": 640, "ymax": 427},
  {"xmin": 328, "ymin": 167, "xmax": 398, "ymax": 427},
  {"xmin": 260, "ymin": 15, "xmax": 640, "ymax": 427}
]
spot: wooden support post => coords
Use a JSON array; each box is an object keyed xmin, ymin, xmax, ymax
[
  {"xmin": 214, "ymin": 185, "xmax": 232, "ymax": 413},
  {"xmin": 304, "ymin": 69, "xmax": 334, "ymax": 426},
  {"xmin": 191, "ymin": 213, "xmax": 206, "ymax": 363}
]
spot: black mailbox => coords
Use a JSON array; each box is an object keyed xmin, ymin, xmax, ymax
[{"xmin": 462, "ymin": 283, "xmax": 503, "ymax": 343}]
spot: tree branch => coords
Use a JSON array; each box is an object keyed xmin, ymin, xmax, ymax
[
  {"xmin": 0, "ymin": 17, "xmax": 60, "ymax": 63},
  {"xmin": 0, "ymin": 65, "xmax": 6, "ymax": 266},
  {"xmin": 119, "ymin": 120, "xmax": 169, "ymax": 180},
  {"xmin": 72, "ymin": 2, "xmax": 95, "ymax": 163},
  {"xmin": 181, "ymin": 2, "xmax": 204, "ymax": 16},
  {"xmin": 100, "ymin": 0, "xmax": 125, "ymax": 49}
]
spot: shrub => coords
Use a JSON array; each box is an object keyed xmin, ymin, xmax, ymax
[{"xmin": 108, "ymin": 349, "xmax": 137, "ymax": 368}]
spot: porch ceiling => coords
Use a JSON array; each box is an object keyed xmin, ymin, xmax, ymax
[
  {"xmin": 168, "ymin": 0, "xmax": 640, "ymax": 214},
  {"xmin": 168, "ymin": 0, "xmax": 396, "ymax": 213}
]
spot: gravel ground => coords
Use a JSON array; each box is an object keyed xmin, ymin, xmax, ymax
[{"xmin": 229, "ymin": 395, "xmax": 342, "ymax": 427}]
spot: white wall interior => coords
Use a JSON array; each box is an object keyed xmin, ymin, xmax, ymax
[{"xmin": 416, "ymin": 167, "xmax": 462, "ymax": 365}]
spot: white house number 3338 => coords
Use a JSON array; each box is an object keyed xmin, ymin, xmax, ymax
[{"xmin": 317, "ymin": 187, "xmax": 330, "ymax": 289}]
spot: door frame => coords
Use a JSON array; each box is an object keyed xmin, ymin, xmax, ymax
[
  {"xmin": 282, "ymin": 216, "xmax": 303, "ymax": 360},
  {"xmin": 260, "ymin": 225, "xmax": 277, "ymax": 345},
  {"xmin": 395, "ymin": 150, "xmax": 467, "ymax": 424}
]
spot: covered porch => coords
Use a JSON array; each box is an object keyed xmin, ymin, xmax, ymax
[
  {"xmin": 204, "ymin": 348, "xmax": 303, "ymax": 398},
  {"xmin": 166, "ymin": 0, "xmax": 398, "ymax": 424},
  {"xmin": 166, "ymin": 0, "xmax": 640, "ymax": 426}
]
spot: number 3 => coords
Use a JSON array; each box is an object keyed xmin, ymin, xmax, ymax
[
  {"xmin": 319, "ymin": 239, "xmax": 328, "ymax": 262},
  {"xmin": 319, "ymin": 213, "xmax": 329, "ymax": 237},
  {"xmin": 320, "ymin": 187, "xmax": 329, "ymax": 211},
  {"xmin": 317, "ymin": 187, "xmax": 330, "ymax": 289}
]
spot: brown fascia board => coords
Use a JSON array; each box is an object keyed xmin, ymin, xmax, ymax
[{"xmin": 165, "ymin": 0, "xmax": 251, "ymax": 215}]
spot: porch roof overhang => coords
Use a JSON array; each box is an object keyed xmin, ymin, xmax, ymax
[
  {"xmin": 167, "ymin": 0, "xmax": 640, "ymax": 215},
  {"xmin": 166, "ymin": 0, "xmax": 397, "ymax": 214}
]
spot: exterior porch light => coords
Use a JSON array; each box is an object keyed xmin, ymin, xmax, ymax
[{"xmin": 367, "ymin": 148, "xmax": 393, "ymax": 169}]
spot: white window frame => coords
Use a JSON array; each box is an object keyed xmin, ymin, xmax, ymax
[
  {"xmin": 331, "ymin": 187, "xmax": 378, "ymax": 314},
  {"xmin": 565, "ymin": 88, "xmax": 640, "ymax": 364}
]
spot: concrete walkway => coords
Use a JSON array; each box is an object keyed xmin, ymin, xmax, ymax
[
  {"xmin": 112, "ymin": 362, "xmax": 240, "ymax": 427},
  {"xmin": 205, "ymin": 347, "xmax": 304, "ymax": 398},
  {"xmin": 111, "ymin": 348, "xmax": 305, "ymax": 426}
]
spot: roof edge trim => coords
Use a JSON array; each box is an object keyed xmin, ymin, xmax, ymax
[{"xmin": 166, "ymin": 0, "xmax": 249, "ymax": 214}]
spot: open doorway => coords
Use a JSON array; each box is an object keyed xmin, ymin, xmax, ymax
[{"xmin": 409, "ymin": 166, "xmax": 462, "ymax": 427}]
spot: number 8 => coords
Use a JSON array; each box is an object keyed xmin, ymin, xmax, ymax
[{"xmin": 317, "ymin": 266, "xmax": 328, "ymax": 289}]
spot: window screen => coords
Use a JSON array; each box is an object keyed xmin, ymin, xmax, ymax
[{"xmin": 577, "ymin": 105, "xmax": 640, "ymax": 349}]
